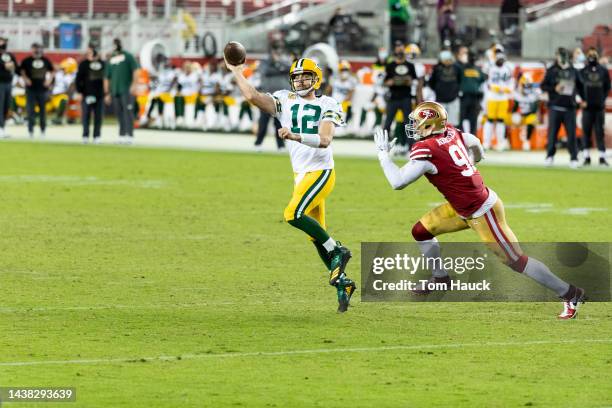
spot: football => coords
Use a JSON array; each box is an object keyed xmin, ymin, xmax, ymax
[{"xmin": 224, "ymin": 41, "xmax": 246, "ymax": 66}]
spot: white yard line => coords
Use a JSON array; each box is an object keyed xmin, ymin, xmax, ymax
[{"xmin": 1, "ymin": 339, "xmax": 610, "ymax": 367}]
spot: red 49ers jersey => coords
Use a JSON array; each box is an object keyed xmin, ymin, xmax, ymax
[{"xmin": 409, "ymin": 126, "xmax": 489, "ymax": 217}]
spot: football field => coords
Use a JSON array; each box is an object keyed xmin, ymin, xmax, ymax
[{"xmin": 1, "ymin": 140, "xmax": 611, "ymax": 407}]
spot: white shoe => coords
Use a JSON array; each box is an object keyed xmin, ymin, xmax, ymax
[
  {"xmin": 29, "ymin": 132, "xmax": 34, "ymax": 139},
  {"xmin": 40, "ymin": 132, "xmax": 46, "ymax": 139},
  {"xmin": 522, "ymin": 141, "xmax": 531, "ymax": 151},
  {"xmin": 569, "ymin": 160, "xmax": 579, "ymax": 169},
  {"xmin": 93, "ymin": 138, "xmax": 101, "ymax": 145},
  {"xmin": 254, "ymin": 144, "xmax": 263, "ymax": 153},
  {"xmin": 544, "ymin": 156, "xmax": 554, "ymax": 167},
  {"xmin": 82, "ymin": 137, "xmax": 89, "ymax": 144},
  {"xmin": 558, "ymin": 287, "xmax": 585, "ymax": 319},
  {"xmin": 277, "ymin": 146, "xmax": 286, "ymax": 153},
  {"xmin": 118, "ymin": 136, "xmax": 126, "ymax": 144},
  {"xmin": 124, "ymin": 136, "xmax": 134, "ymax": 145},
  {"xmin": 494, "ymin": 140, "xmax": 508, "ymax": 151}
]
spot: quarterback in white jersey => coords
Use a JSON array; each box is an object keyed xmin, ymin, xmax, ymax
[
  {"xmin": 225, "ymin": 55, "xmax": 355, "ymax": 312},
  {"xmin": 271, "ymin": 88, "xmax": 344, "ymax": 173}
]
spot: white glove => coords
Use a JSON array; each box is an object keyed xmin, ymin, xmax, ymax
[{"xmin": 374, "ymin": 128, "xmax": 397, "ymax": 152}]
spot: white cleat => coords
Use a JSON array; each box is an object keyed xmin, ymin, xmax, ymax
[
  {"xmin": 93, "ymin": 138, "xmax": 102, "ymax": 145},
  {"xmin": 569, "ymin": 160, "xmax": 579, "ymax": 169},
  {"xmin": 544, "ymin": 156, "xmax": 554, "ymax": 167},
  {"xmin": 494, "ymin": 140, "xmax": 509, "ymax": 151},
  {"xmin": 82, "ymin": 137, "xmax": 89, "ymax": 144},
  {"xmin": 558, "ymin": 287, "xmax": 585, "ymax": 319}
]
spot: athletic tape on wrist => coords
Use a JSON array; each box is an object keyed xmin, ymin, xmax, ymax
[{"xmin": 300, "ymin": 134, "xmax": 321, "ymax": 148}]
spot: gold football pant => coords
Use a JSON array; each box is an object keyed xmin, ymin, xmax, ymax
[
  {"xmin": 486, "ymin": 99, "xmax": 509, "ymax": 122},
  {"xmin": 418, "ymin": 199, "xmax": 525, "ymax": 269},
  {"xmin": 284, "ymin": 169, "xmax": 335, "ymax": 241}
]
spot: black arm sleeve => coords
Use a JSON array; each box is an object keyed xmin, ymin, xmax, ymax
[
  {"xmin": 384, "ymin": 63, "xmax": 393, "ymax": 82},
  {"xmin": 576, "ymin": 68, "xmax": 585, "ymax": 100},
  {"xmin": 428, "ymin": 67, "xmax": 438, "ymax": 89},
  {"xmin": 603, "ymin": 66, "xmax": 611, "ymax": 97},
  {"xmin": 540, "ymin": 66, "xmax": 555, "ymax": 94},
  {"xmin": 75, "ymin": 62, "xmax": 85, "ymax": 93}
]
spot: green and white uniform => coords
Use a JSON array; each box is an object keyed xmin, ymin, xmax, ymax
[{"xmin": 269, "ymin": 89, "xmax": 344, "ymax": 173}]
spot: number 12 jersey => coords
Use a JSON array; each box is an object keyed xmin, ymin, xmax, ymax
[{"xmin": 270, "ymin": 90, "xmax": 345, "ymax": 173}]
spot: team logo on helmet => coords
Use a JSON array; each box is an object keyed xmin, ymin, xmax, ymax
[{"xmin": 419, "ymin": 109, "xmax": 438, "ymax": 120}]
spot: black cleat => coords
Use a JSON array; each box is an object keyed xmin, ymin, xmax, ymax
[
  {"xmin": 583, "ymin": 157, "xmax": 591, "ymax": 166},
  {"xmin": 599, "ymin": 157, "xmax": 609, "ymax": 167}
]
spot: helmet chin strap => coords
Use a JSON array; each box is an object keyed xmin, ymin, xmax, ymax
[
  {"xmin": 291, "ymin": 72, "xmax": 316, "ymax": 96},
  {"xmin": 296, "ymin": 86, "xmax": 314, "ymax": 96}
]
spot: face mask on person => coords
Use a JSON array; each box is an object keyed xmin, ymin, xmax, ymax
[
  {"xmin": 557, "ymin": 49, "xmax": 570, "ymax": 68},
  {"xmin": 575, "ymin": 53, "xmax": 586, "ymax": 65},
  {"xmin": 340, "ymin": 71, "xmax": 349, "ymax": 80},
  {"xmin": 33, "ymin": 50, "xmax": 42, "ymax": 58},
  {"xmin": 113, "ymin": 40, "xmax": 122, "ymax": 53},
  {"xmin": 587, "ymin": 54, "xmax": 598, "ymax": 66},
  {"xmin": 0, "ymin": 43, "xmax": 6, "ymax": 51}
]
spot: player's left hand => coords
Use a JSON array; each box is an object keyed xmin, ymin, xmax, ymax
[
  {"xmin": 374, "ymin": 128, "xmax": 396, "ymax": 152},
  {"xmin": 278, "ymin": 127, "xmax": 299, "ymax": 141}
]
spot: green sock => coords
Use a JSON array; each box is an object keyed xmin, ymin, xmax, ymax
[
  {"xmin": 175, "ymin": 97, "xmax": 185, "ymax": 118},
  {"xmin": 56, "ymin": 99, "xmax": 67, "ymax": 120},
  {"xmin": 394, "ymin": 121, "xmax": 405, "ymax": 145},
  {"xmin": 374, "ymin": 109, "xmax": 382, "ymax": 127},
  {"xmin": 239, "ymin": 103, "xmax": 252, "ymax": 120},
  {"xmin": 313, "ymin": 241, "xmax": 332, "ymax": 270},
  {"xmin": 288, "ymin": 215, "xmax": 331, "ymax": 245},
  {"xmin": 359, "ymin": 109, "xmax": 367, "ymax": 126}
]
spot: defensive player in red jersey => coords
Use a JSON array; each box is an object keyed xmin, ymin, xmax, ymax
[{"xmin": 374, "ymin": 101, "xmax": 585, "ymax": 319}]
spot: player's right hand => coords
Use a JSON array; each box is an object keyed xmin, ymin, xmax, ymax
[
  {"xmin": 374, "ymin": 128, "xmax": 396, "ymax": 152},
  {"xmin": 223, "ymin": 55, "xmax": 244, "ymax": 73}
]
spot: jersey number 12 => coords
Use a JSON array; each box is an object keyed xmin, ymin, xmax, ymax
[{"xmin": 290, "ymin": 104, "xmax": 321, "ymax": 134}]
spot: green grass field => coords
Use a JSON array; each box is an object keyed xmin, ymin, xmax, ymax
[{"xmin": 1, "ymin": 141, "xmax": 611, "ymax": 408}]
